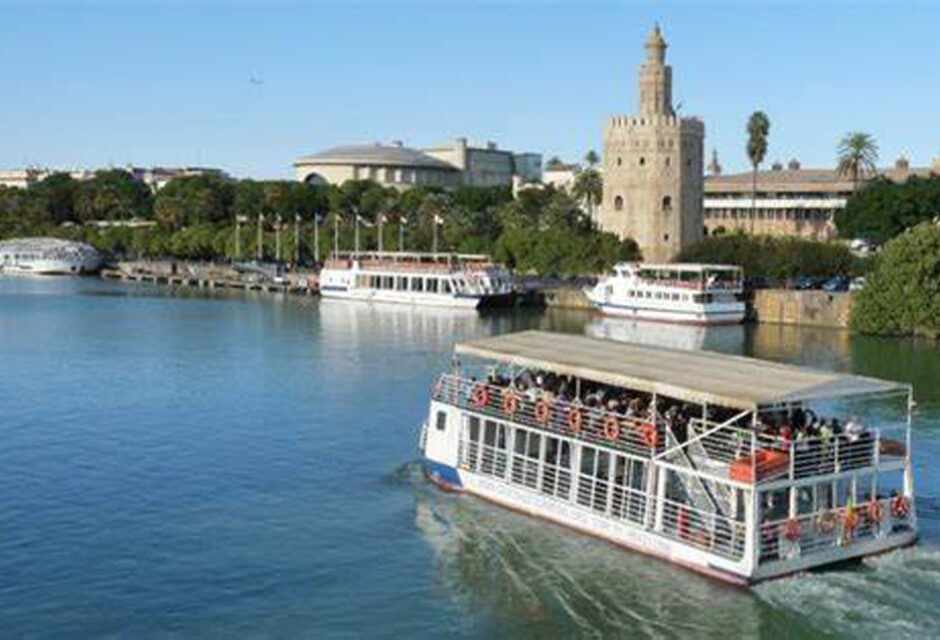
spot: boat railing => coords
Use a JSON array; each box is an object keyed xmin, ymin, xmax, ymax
[
  {"xmin": 756, "ymin": 496, "xmax": 913, "ymax": 565},
  {"xmin": 658, "ymin": 495, "xmax": 747, "ymax": 560},
  {"xmin": 663, "ymin": 419, "xmax": 908, "ymax": 486},
  {"xmin": 433, "ymin": 374, "xmax": 663, "ymax": 459}
]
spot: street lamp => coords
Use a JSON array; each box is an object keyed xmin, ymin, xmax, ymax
[
  {"xmin": 398, "ymin": 214, "xmax": 407, "ymax": 253},
  {"xmin": 235, "ymin": 215, "xmax": 248, "ymax": 260},
  {"xmin": 257, "ymin": 213, "xmax": 264, "ymax": 261},
  {"xmin": 275, "ymin": 214, "xmax": 282, "ymax": 262},
  {"xmin": 313, "ymin": 214, "xmax": 322, "ymax": 265},
  {"xmin": 294, "ymin": 214, "xmax": 301, "ymax": 265}
]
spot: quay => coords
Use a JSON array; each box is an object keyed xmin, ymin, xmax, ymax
[{"xmin": 100, "ymin": 260, "xmax": 319, "ymax": 297}]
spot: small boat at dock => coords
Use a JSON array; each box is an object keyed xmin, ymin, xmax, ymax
[{"xmin": 418, "ymin": 330, "xmax": 917, "ymax": 585}]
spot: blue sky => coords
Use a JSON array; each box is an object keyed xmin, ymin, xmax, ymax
[{"xmin": 1, "ymin": 1, "xmax": 937, "ymax": 179}]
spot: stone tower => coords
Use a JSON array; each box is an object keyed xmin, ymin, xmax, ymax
[{"xmin": 598, "ymin": 25, "xmax": 704, "ymax": 263}]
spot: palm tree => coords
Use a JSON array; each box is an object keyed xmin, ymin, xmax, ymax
[
  {"xmin": 836, "ymin": 132, "xmax": 879, "ymax": 192},
  {"xmin": 746, "ymin": 111, "xmax": 770, "ymax": 232},
  {"xmin": 584, "ymin": 149, "xmax": 599, "ymax": 168},
  {"xmin": 572, "ymin": 169, "xmax": 603, "ymax": 224}
]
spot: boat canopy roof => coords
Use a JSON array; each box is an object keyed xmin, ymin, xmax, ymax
[{"xmin": 454, "ymin": 331, "xmax": 908, "ymax": 411}]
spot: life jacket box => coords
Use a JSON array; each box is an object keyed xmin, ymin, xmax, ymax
[{"xmin": 729, "ymin": 449, "xmax": 790, "ymax": 483}]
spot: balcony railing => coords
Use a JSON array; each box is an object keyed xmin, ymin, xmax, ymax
[{"xmin": 433, "ymin": 375, "xmax": 663, "ymax": 459}]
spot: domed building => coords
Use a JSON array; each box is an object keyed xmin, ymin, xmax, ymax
[{"xmin": 294, "ymin": 142, "xmax": 461, "ymax": 189}]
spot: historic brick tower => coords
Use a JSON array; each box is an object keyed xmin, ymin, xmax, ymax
[{"xmin": 598, "ymin": 25, "xmax": 704, "ymax": 263}]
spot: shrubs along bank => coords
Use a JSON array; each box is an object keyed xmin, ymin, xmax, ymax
[
  {"xmin": 0, "ymin": 170, "xmax": 639, "ymax": 277},
  {"xmin": 835, "ymin": 173, "xmax": 940, "ymax": 245},
  {"xmin": 851, "ymin": 221, "xmax": 940, "ymax": 339}
]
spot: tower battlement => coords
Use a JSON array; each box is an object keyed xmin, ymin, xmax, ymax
[{"xmin": 605, "ymin": 115, "xmax": 704, "ymax": 134}]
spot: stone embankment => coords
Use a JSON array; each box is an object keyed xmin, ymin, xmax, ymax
[
  {"xmin": 101, "ymin": 260, "xmax": 318, "ymax": 295},
  {"xmin": 751, "ymin": 289, "xmax": 853, "ymax": 329}
]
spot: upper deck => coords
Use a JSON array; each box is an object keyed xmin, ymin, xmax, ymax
[
  {"xmin": 324, "ymin": 251, "xmax": 502, "ymax": 275},
  {"xmin": 611, "ymin": 262, "xmax": 743, "ymax": 291}
]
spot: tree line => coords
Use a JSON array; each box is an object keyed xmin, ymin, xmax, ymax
[{"xmin": 0, "ymin": 169, "xmax": 640, "ymax": 275}]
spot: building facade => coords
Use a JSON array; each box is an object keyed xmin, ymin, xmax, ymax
[
  {"xmin": 598, "ymin": 25, "xmax": 705, "ymax": 263},
  {"xmin": 295, "ymin": 139, "xmax": 541, "ymax": 190},
  {"xmin": 703, "ymin": 157, "xmax": 940, "ymax": 239}
]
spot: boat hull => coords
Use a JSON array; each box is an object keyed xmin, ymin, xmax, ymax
[
  {"xmin": 321, "ymin": 286, "xmax": 513, "ymax": 309},
  {"xmin": 421, "ymin": 459, "xmax": 917, "ymax": 586},
  {"xmin": 591, "ymin": 300, "xmax": 745, "ymax": 326}
]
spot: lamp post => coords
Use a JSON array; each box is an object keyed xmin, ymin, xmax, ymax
[
  {"xmin": 399, "ymin": 215, "xmax": 407, "ymax": 253},
  {"xmin": 257, "ymin": 213, "xmax": 264, "ymax": 261},
  {"xmin": 275, "ymin": 214, "xmax": 282, "ymax": 262},
  {"xmin": 432, "ymin": 214, "xmax": 443, "ymax": 255},
  {"xmin": 235, "ymin": 215, "xmax": 248, "ymax": 260},
  {"xmin": 314, "ymin": 214, "xmax": 321, "ymax": 264},
  {"xmin": 294, "ymin": 214, "xmax": 301, "ymax": 265},
  {"xmin": 353, "ymin": 207, "xmax": 361, "ymax": 254},
  {"xmin": 332, "ymin": 213, "xmax": 339, "ymax": 256},
  {"xmin": 377, "ymin": 212, "xmax": 384, "ymax": 254}
]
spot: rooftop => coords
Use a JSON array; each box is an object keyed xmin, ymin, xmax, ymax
[
  {"xmin": 705, "ymin": 164, "xmax": 937, "ymax": 193},
  {"xmin": 455, "ymin": 331, "xmax": 907, "ymax": 410},
  {"xmin": 295, "ymin": 143, "xmax": 457, "ymax": 170}
]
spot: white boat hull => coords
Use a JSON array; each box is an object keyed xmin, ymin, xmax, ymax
[
  {"xmin": 0, "ymin": 258, "xmax": 100, "ymax": 276},
  {"xmin": 592, "ymin": 299, "xmax": 745, "ymax": 326},
  {"xmin": 320, "ymin": 286, "xmax": 502, "ymax": 309}
]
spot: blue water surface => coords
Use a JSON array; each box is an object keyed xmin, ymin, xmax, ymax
[{"xmin": 1, "ymin": 277, "xmax": 937, "ymax": 639}]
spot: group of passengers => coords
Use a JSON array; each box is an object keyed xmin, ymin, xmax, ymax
[
  {"xmin": 483, "ymin": 367, "xmax": 700, "ymax": 430},
  {"xmin": 758, "ymin": 408, "xmax": 874, "ymax": 470}
]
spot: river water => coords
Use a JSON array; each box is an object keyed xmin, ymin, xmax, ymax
[{"xmin": 1, "ymin": 277, "xmax": 938, "ymax": 639}]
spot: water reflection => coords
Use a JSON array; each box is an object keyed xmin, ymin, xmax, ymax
[{"xmin": 585, "ymin": 316, "xmax": 746, "ymax": 353}]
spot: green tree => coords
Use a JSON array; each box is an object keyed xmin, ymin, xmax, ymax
[
  {"xmin": 572, "ymin": 169, "xmax": 603, "ymax": 222},
  {"xmin": 851, "ymin": 221, "xmax": 940, "ymax": 338},
  {"xmin": 29, "ymin": 172, "xmax": 80, "ymax": 224},
  {"xmin": 835, "ymin": 174, "xmax": 940, "ymax": 244},
  {"xmin": 584, "ymin": 149, "xmax": 599, "ymax": 168},
  {"xmin": 75, "ymin": 170, "xmax": 151, "ymax": 222},
  {"xmin": 836, "ymin": 132, "xmax": 879, "ymax": 193},
  {"xmin": 746, "ymin": 111, "xmax": 770, "ymax": 231}
]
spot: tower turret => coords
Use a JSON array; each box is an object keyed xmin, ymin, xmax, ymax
[{"xmin": 638, "ymin": 24, "xmax": 673, "ymax": 116}]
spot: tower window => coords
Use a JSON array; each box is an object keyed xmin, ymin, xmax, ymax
[
  {"xmin": 662, "ymin": 196, "xmax": 672, "ymax": 212},
  {"xmin": 665, "ymin": 157, "xmax": 670, "ymax": 167},
  {"xmin": 614, "ymin": 196, "xmax": 624, "ymax": 211},
  {"xmin": 617, "ymin": 157, "xmax": 622, "ymax": 166},
  {"xmin": 639, "ymin": 157, "xmax": 646, "ymax": 166},
  {"xmin": 664, "ymin": 234, "xmax": 670, "ymax": 242}
]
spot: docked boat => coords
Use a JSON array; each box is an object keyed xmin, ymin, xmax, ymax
[
  {"xmin": 318, "ymin": 251, "xmax": 515, "ymax": 309},
  {"xmin": 0, "ymin": 237, "xmax": 103, "ymax": 275},
  {"xmin": 585, "ymin": 263, "xmax": 745, "ymax": 325},
  {"xmin": 419, "ymin": 331, "xmax": 917, "ymax": 585}
]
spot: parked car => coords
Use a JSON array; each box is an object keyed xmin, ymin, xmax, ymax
[
  {"xmin": 849, "ymin": 277, "xmax": 867, "ymax": 292},
  {"xmin": 793, "ymin": 276, "xmax": 823, "ymax": 290},
  {"xmin": 822, "ymin": 276, "xmax": 851, "ymax": 292}
]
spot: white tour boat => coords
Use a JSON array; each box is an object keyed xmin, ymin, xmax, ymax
[
  {"xmin": 585, "ymin": 263, "xmax": 746, "ymax": 325},
  {"xmin": 419, "ymin": 331, "xmax": 917, "ymax": 586},
  {"xmin": 319, "ymin": 251, "xmax": 515, "ymax": 309},
  {"xmin": 0, "ymin": 237, "xmax": 103, "ymax": 275}
]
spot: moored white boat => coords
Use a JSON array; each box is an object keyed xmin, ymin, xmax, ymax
[
  {"xmin": 585, "ymin": 263, "xmax": 745, "ymax": 325},
  {"xmin": 319, "ymin": 251, "xmax": 515, "ymax": 309},
  {"xmin": 419, "ymin": 331, "xmax": 917, "ymax": 585},
  {"xmin": 0, "ymin": 238, "xmax": 103, "ymax": 275}
]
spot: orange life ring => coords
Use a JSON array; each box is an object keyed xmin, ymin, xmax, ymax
[
  {"xmin": 535, "ymin": 401, "xmax": 551, "ymax": 425},
  {"xmin": 783, "ymin": 517, "xmax": 802, "ymax": 541},
  {"xmin": 867, "ymin": 500, "xmax": 884, "ymax": 523},
  {"xmin": 641, "ymin": 423, "xmax": 658, "ymax": 449},
  {"xmin": 472, "ymin": 385, "xmax": 489, "ymax": 409},
  {"xmin": 842, "ymin": 508, "xmax": 859, "ymax": 536},
  {"xmin": 567, "ymin": 406, "xmax": 583, "ymax": 433},
  {"xmin": 891, "ymin": 495, "xmax": 910, "ymax": 519},
  {"xmin": 603, "ymin": 415, "xmax": 620, "ymax": 441},
  {"xmin": 501, "ymin": 390, "xmax": 518, "ymax": 416}
]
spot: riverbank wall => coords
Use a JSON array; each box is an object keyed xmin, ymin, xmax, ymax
[{"xmin": 751, "ymin": 290, "xmax": 853, "ymax": 328}]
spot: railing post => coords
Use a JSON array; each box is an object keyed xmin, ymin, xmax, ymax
[{"xmin": 834, "ymin": 437, "xmax": 840, "ymax": 473}]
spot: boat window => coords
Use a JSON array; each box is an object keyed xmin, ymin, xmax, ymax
[
  {"xmin": 480, "ymin": 420, "xmax": 508, "ymax": 477},
  {"xmin": 577, "ymin": 445, "xmax": 611, "ymax": 513},
  {"xmin": 369, "ymin": 275, "xmax": 380, "ymax": 288},
  {"xmin": 435, "ymin": 411, "xmax": 447, "ymax": 432},
  {"xmin": 541, "ymin": 437, "xmax": 572, "ymax": 500},
  {"xmin": 442, "ymin": 279, "xmax": 452, "ymax": 294},
  {"xmin": 611, "ymin": 455, "xmax": 647, "ymax": 524},
  {"xmin": 412, "ymin": 277, "xmax": 424, "ymax": 292},
  {"xmin": 427, "ymin": 278, "xmax": 439, "ymax": 294},
  {"xmin": 382, "ymin": 276, "xmax": 394, "ymax": 289},
  {"xmin": 511, "ymin": 428, "xmax": 541, "ymax": 489}
]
